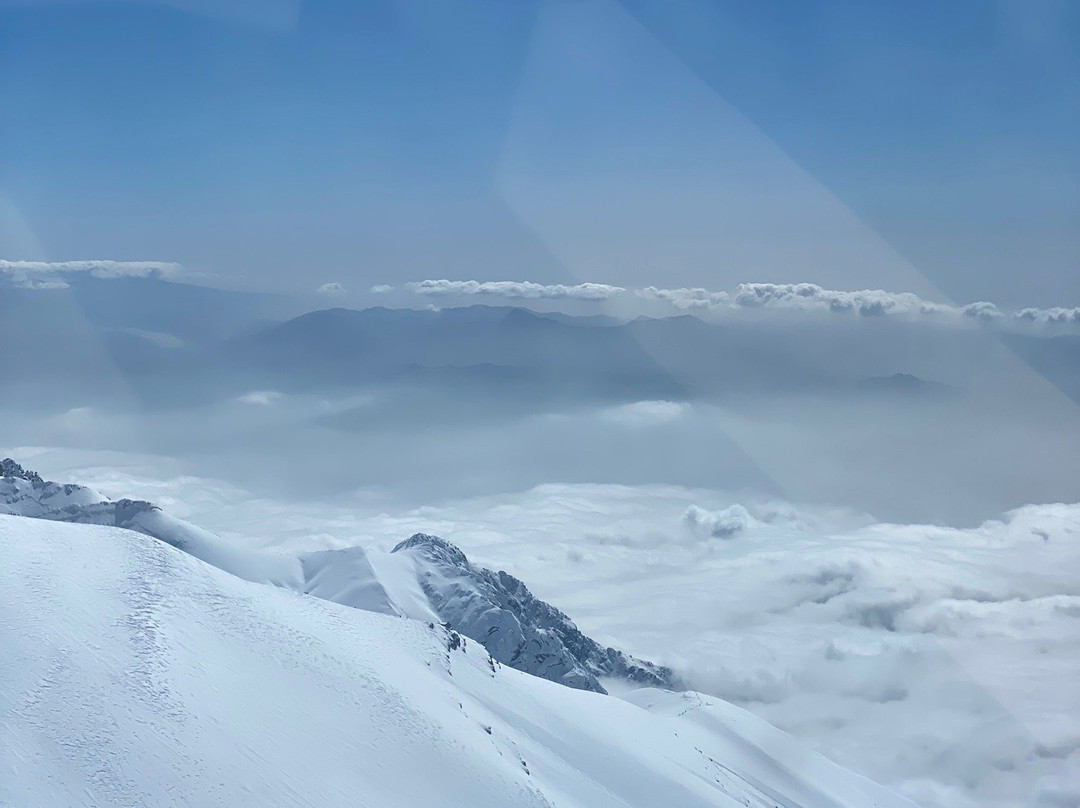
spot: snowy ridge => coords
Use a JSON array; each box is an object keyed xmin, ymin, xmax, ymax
[
  {"xmin": 0, "ymin": 458, "xmax": 152, "ymax": 521},
  {"xmin": 0, "ymin": 513, "xmax": 918, "ymax": 808},
  {"xmin": 0, "ymin": 458, "xmax": 397, "ymax": 613},
  {"xmin": 393, "ymin": 532, "xmax": 674, "ymax": 693},
  {"xmin": 0, "ymin": 460, "xmax": 666, "ymax": 691}
]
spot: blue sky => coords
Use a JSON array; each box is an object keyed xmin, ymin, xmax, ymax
[{"xmin": 1, "ymin": 0, "xmax": 1076, "ymax": 306}]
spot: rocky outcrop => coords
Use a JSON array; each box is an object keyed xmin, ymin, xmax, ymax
[
  {"xmin": 392, "ymin": 532, "xmax": 674, "ymax": 694},
  {"xmin": 0, "ymin": 458, "xmax": 43, "ymax": 483}
]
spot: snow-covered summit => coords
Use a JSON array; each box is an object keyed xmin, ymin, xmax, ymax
[
  {"xmin": 393, "ymin": 531, "xmax": 469, "ymax": 565},
  {"xmin": 393, "ymin": 531, "xmax": 674, "ymax": 693}
]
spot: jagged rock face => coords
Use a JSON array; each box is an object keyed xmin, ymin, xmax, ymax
[
  {"xmin": 392, "ymin": 532, "xmax": 674, "ymax": 694},
  {"xmin": 1, "ymin": 458, "xmax": 42, "ymax": 483}
]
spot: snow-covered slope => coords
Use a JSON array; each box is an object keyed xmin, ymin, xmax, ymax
[
  {"xmin": 0, "ymin": 459, "xmax": 665, "ymax": 693},
  {"xmin": 0, "ymin": 513, "xmax": 917, "ymax": 808},
  {"xmin": 0, "ymin": 458, "xmax": 392, "ymax": 605}
]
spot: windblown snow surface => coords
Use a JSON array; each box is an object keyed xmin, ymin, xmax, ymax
[{"xmin": 0, "ymin": 514, "xmax": 916, "ymax": 808}]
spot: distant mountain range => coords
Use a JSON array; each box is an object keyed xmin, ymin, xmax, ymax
[{"xmin": 4, "ymin": 274, "xmax": 1077, "ymax": 411}]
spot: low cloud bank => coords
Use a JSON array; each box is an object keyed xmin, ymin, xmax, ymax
[
  {"xmin": 404, "ymin": 279, "xmax": 625, "ymax": 301},
  {"xmin": 235, "ymin": 390, "xmax": 283, "ymax": 407},
  {"xmin": 635, "ymin": 286, "xmax": 730, "ymax": 309},
  {"xmin": 389, "ymin": 278, "xmax": 1080, "ymax": 331},
  {"xmin": 733, "ymin": 282, "xmax": 937, "ymax": 316},
  {"xmin": 0, "ymin": 259, "xmax": 182, "ymax": 288}
]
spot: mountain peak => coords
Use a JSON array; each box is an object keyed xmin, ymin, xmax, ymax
[
  {"xmin": 392, "ymin": 530, "xmax": 674, "ymax": 693},
  {"xmin": 392, "ymin": 532, "xmax": 469, "ymax": 566},
  {"xmin": 1, "ymin": 458, "xmax": 43, "ymax": 484}
]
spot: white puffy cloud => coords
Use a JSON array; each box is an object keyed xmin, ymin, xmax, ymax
[
  {"xmin": 393, "ymin": 278, "xmax": 1080, "ymax": 334},
  {"xmin": 635, "ymin": 286, "xmax": 730, "ymax": 310},
  {"xmin": 394, "ymin": 278, "xmax": 1080, "ymax": 331},
  {"xmin": 0, "ymin": 259, "xmax": 182, "ymax": 289},
  {"xmin": 732, "ymin": 282, "xmax": 943, "ymax": 317},
  {"xmin": 732, "ymin": 284, "xmax": 1080, "ymax": 333},
  {"xmin": 316, "ymin": 281, "xmax": 346, "ymax": 296},
  {"xmin": 1016, "ymin": 306, "xmax": 1080, "ymax": 325},
  {"xmin": 369, "ymin": 284, "xmax": 393, "ymax": 294},
  {"xmin": 682, "ymin": 503, "xmax": 755, "ymax": 539},
  {"xmin": 404, "ymin": 279, "xmax": 626, "ymax": 301},
  {"xmin": 960, "ymin": 301, "xmax": 1004, "ymax": 322}
]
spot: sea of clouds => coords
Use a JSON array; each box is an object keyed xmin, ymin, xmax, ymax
[{"xmin": 11, "ymin": 445, "xmax": 1078, "ymax": 808}]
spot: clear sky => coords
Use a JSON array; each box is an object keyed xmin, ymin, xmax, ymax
[{"xmin": 1, "ymin": 0, "xmax": 1077, "ymax": 307}]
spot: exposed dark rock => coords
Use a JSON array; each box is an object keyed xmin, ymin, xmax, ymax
[
  {"xmin": 392, "ymin": 532, "xmax": 674, "ymax": 694},
  {"xmin": 1, "ymin": 458, "xmax": 43, "ymax": 484}
]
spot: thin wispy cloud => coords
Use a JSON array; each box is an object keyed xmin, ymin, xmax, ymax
[
  {"xmin": 600, "ymin": 400, "xmax": 688, "ymax": 426},
  {"xmin": 12, "ymin": 277, "xmax": 71, "ymax": 291},
  {"xmin": 120, "ymin": 328, "xmax": 186, "ymax": 349},
  {"xmin": 316, "ymin": 282, "xmax": 347, "ymax": 296},
  {"xmin": 235, "ymin": 390, "xmax": 283, "ymax": 407}
]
